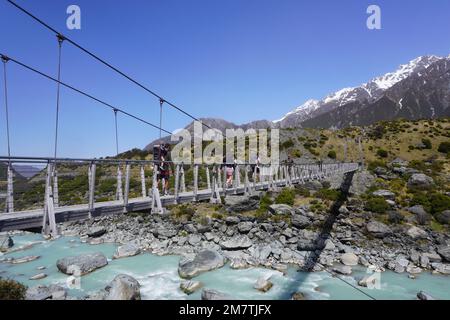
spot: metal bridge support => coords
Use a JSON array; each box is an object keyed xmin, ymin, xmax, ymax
[
  {"xmin": 180, "ymin": 164, "xmax": 186, "ymax": 194},
  {"xmin": 140, "ymin": 165, "xmax": 146, "ymax": 198},
  {"xmin": 116, "ymin": 165, "xmax": 123, "ymax": 201},
  {"xmin": 244, "ymin": 165, "xmax": 252, "ymax": 196},
  {"xmin": 193, "ymin": 164, "xmax": 199, "ymax": 202},
  {"xmin": 42, "ymin": 163, "xmax": 57, "ymax": 237},
  {"xmin": 210, "ymin": 165, "xmax": 222, "ymax": 204},
  {"xmin": 6, "ymin": 163, "xmax": 14, "ymax": 213},
  {"xmin": 206, "ymin": 166, "xmax": 211, "ymax": 190},
  {"xmin": 123, "ymin": 163, "xmax": 130, "ymax": 212},
  {"xmin": 151, "ymin": 165, "xmax": 163, "ymax": 214},
  {"xmin": 88, "ymin": 162, "xmax": 96, "ymax": 219},
  {"xmin": 174, "ymin": 164, "xmax": 180, "ymax": 204},
  {"xmin": 53, "ymin": 167, "xmax": 59, "ymax": 208}
]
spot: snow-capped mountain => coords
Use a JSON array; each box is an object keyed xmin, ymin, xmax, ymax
[{"xmin": 276, "ymin": 55, "xmax": 443, "ymax": 128}]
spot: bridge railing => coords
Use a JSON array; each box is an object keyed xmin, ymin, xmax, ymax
[{"xmin": 0, "ymin": 156, "xmax": 359, "ymax": 216}]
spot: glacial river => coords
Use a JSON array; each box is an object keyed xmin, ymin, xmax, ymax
[{"xmin": 1, "ymin": 234, "xmax": 449, "ymax": 300}]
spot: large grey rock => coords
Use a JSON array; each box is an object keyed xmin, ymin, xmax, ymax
[
  {"xmin": 291, "ymin": 214, "xmax": 310, "ymax": 229},
  {"xmin": 180, "ymin": 280, "xmax": 203, "ymax": 295},
  {"xmin": 366, "ymin": 221, "xmax": 391, "ymax": 238},
  {"xmin": 407, "ymin": 174, "xmax": 434, "ymax": 188},
  {"xmin": 408, "ymin": 205, "xmax": 431, "ymax": 225},
  {"xmin": 113, "ymin": 243, "xmax": 141, "ymax": 259},
  {"xmin": 417, "ymin": 291, "xmax": 436, "ymax": 300},
  {"xmin": 268, "ymin": 204, "xmax": 294, "ymax": 215},
  {"xmin": 0, "ymin": 235, "xmax": 14, "ymax": 251},
  {"xmin": 56, "ymin": 252, "xmax": 108, "ymax": 275},
  {"xmin": 332, "ymin": 265, "xmax": 352, "ymax": 275},
  {"xmin": 254, "ymin": 277, "xmax": 273, "ymax": 292},
  {"xmin": 437, "ymin": 246, "xmax": 450, "ymax": 262},
  {"xmin": 340, "ymin": 253, "xmax": 359, "ymax": 266},
  {"xmin": 237, "ymin": 221, "xmax": 253, "ymax": 234},
  {"xmin": 26, "ymin": 284, "xmax": 66, "ymax": 300},
  {"xmin": 225, "ymin": 216, "xmax": 240, "ymax": 225},
  {"xmin": 436, "ymin": 210, "xmax": 450, "ymax": 225},
  {"xmin": 105, "ymin": 274, "xmax": 141, "ymax": 300},
  {"xmin": 178, "ymin": 250, "xmax": 226, "ymax": 279},
  {"xmin": 225, "ymin": 195, "xmax": 259, "ymax": 212},
  {"xmin": 87, "ymin": 226, "xmax": 106, "ymax": 238},
  {"xmin": 349, "ymin": 170, "xmax": 375, "ymax": 196},
  {"xmin": 201, "ymin": 289, "xmax": 234, "ymax": 300},
  {"xmin": 221, "ymin": 235, "xmax": 253, "ymax": 250},
  {"xmin": 372, "ymin": 190, "xmax": 395, "ymax": 200},
  {"xmin": 406, "ymin": 226, "xmax": 428, "ymax": 240}
]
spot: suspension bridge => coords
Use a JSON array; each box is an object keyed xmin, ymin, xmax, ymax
[{"xmin": 0, "ymin": 1, "xmax": 361, "ymax": 236}]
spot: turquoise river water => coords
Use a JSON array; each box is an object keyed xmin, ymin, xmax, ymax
[{"xmin": 1, "ymin": 234, "xmax": 449, "ymax": 300}]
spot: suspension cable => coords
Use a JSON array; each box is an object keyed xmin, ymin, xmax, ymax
[
  {"xmin": 0, "ymin": 53, "xmax": 172, "ymax": 135},
  {"xmin": 159, "ymin": 99, "xmax": 164, "ymax": 140},
  {"xmin": 1, "ymin": 55, "xmax": 11, "ymax": 159},
  {"xmin": 6, "ymin": 0, "xmax": 211, "ymax": 130},
  {"xmin": 113, "ymin": 109, "xmax": 119, "ymax": 156},
  {"xmin": 54, "ymin": 34, "xmax": 64, "ymax": 162}
]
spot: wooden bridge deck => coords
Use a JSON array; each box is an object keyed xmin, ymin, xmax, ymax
[{"xmin": 0, "ymin": 178, "xmax": 295, "ymax": 232}]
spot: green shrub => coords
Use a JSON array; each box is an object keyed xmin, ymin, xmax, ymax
[
  {"xmin": 376, "ymin": 149, "xmax": 388, "ymax": 158},
  {"xmin": 368, "ymin": 160, "xmax": 386, "ymax": 172},
  {"xmin": 438, "ymin": 141, "xmax": 450, "ymax": 154},
  {"xmin": 281, "ymin": 139, "xmax": 295, "ymax": 150},
  {"xmin": 429, "ymin": 193, "xmax": 450, "ymax": 215},
  {"xmin": 0, "ymin": 278, "xmax": 27, "ymax": 300},
  {"xmin": 316, "ymin": 188, "xmax": 342, "ymax": 201},
  {"xmin": 259, "ymin": 194, "xmax": 274, "ymax": 212},
  {"xmin": 295, "ymin": 186, "xmax": 310, "ymax": 197},
  {"xmin": 327, "ymin": 150, "xmax": 337, "ymax": 159},
  {"xmin": 422, "ymin": 139, "xmax": 432, "ymax": 149},
  {"xmin": 275, "ymin": 188, "xmax": 295, "ymax": 206},
  {"xmin": 364, "ymin": 196, "xmax": 390, "ymax": 213}
]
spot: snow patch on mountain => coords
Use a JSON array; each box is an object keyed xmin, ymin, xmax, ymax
[{"xmin": 274, "ymin": 55, "xmax": 443, "ymax": 126}]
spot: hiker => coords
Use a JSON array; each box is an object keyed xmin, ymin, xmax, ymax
[
  {"xmin": 157, "ymin": 144, "xmax": 172, "ymax": 195},
  {"xmin": 250, "ymin": 153, "xmax": 261, "ymax": 182},
  {"xmin": 222, "ymin": 155, "xmax": 236, "ymax": 188}
]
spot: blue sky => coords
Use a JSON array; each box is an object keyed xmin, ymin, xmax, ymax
[{"xmin": 0, "ymin": 0, "xmax": 449, "ymax": 158}]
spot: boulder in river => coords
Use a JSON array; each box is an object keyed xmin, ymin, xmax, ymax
[
  {"xmin": 56, "ymin": 252, "xmax": 108, "ymax": 275},
  {"xmin": 332, "ymin": 265, "xmax": 352, "ymax": 275},
  {"xmin": 0, "ymin": 235, "xmax": 14, "ymax": 252},
  {"xmin": 29, "ymin": 273, "xmax": 47, "ymax": 280},
  {"xmin": 180, "ymin": 280, "xmax": 203, "ymax": 295},
  {"xmin": 178, "ymin": 250, "xmax": 226, "ymax": 279},
  {"xmin": 221, "ymin": 235, "xmax": 253, "ymax": 250},
  {"xmin": 113, "ymin": 243, "xmax": 141, "ymax": 259},
  {"xmin": 417, "ymin": 291, "xmax": 436, "ymax": 300},
  {"xmin": 201, "ymin": 289, "xmax": 234, "ymax": 300},
  {"xmin": 254, "ymin": 277, "xmax": 273, "ymax": 292},
  {"xmin": 105, "ymin": 274, "xmax": 141, "ymax": 300}
]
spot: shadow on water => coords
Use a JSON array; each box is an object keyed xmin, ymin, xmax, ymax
[{"xmin": 279, "ymin": 170, "xmax": 356, "ymax": 299}]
